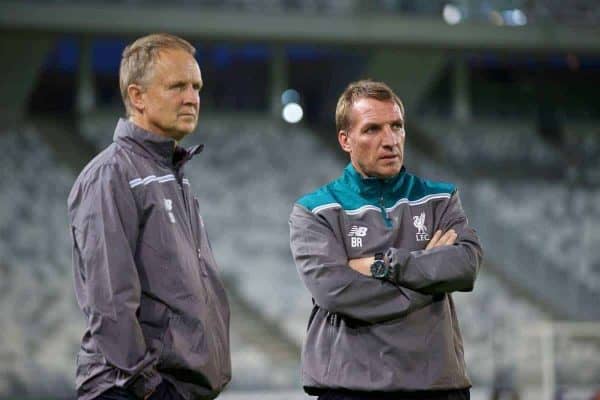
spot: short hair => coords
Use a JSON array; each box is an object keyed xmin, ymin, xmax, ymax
[
  {"xmin": 335, "ymin": 79, "xmax": 405, "ymax": 133},
  {"xmin": 119, "ymin": 33, "xmax": 196, "ymax": 116}
]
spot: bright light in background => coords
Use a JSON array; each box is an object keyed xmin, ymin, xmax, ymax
[
  {"xmin": 282, "ymin": 102, "xmax": 303, "ymax": 124},
  {"xmin": 502, "ymin": 9, "xmax": 527, "ymax": 26},
  {"xmin": 281, "ymin": 88, "xmax": 303, "ymax": 124},
  {"xmin": 443, "ymin": 4, "xmax": 462, "ymax": 25}
]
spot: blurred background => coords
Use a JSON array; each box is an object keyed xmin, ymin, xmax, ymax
[{"xmin": 1, "ymin": 0, "xmax": 599, "ymax": 399}]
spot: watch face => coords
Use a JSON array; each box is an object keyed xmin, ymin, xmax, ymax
[{"xmin": 371, "ymin": 260, "xmax": 387, "ymax": 279}]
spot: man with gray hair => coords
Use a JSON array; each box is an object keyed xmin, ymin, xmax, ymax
[
  {"xmin": 68, "ymin": 33, "xmax": 231, "ymax": 400},
  {"xmin": 289, "ymin": 80, "xmax": 482, "ymax": 400}
]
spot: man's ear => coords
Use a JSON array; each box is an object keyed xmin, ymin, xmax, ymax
[
  {"xmin": 127, "ymin": 84, "xmax": 145, "ymax": 113},
  {"xmin": 338, "ymin": 130, "xmax": 352, "ymax": 154}
]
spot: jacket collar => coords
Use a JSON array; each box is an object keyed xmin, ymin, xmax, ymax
[
  {"xmin": 113, "ymin": 118, "xmax": 203, "ymax": 168},
  {"xmin": 342, "ymin": 163, "xmax": 407, "ymax": 198}
]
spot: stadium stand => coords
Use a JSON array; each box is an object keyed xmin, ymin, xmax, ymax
[
  {"xmin": 418, "ymin": 116, "xmax": 600, "ymax": 180},
  {"xmin": 418, "ymin": 117, "xmax": 564, "ymax": 175},
  {"xmin": 126, "ymin": 114, "xmax": 554, "ymax": 384},
  {"xmin": 477, "ymin": 181, "xmax": 600, "ymax": 289},
  {"xmin": 0, "ymin": 126, "xmax": 81, "ymax": 397},
  {"xmin": 1, "ymin": 112, "xmax": 598, "ymax": 396},
  {"xmin": 412, "ymin": 112, "xmax": 600, "ymax": 319},
  {"xmin": 1, "ymin": 0, "xmax": 599, "ymax": 397},
  {"xmin": 177, "ymin": 115, "xmax": 600, "ymax": 386},
  {"xmin": 0, "ymin": 121, "xmax": 301, "ymax": 395}
]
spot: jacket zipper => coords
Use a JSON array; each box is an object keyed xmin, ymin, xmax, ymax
[
  {"xmin": 175, "ymin": 170, "xmax": 209, "ymax": 303},
  {"xmin": 175, "ymin": 171, "xmax": 194, "ymax": 237},
  {"xmin": 379, "ymin": 191, "xmax": 393, "ymax": 228}
]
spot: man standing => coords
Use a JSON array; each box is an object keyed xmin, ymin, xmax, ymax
[
  {"xmin": 68, "ymin": 33, "xmax": 231, "ymax": 400},
  {"xmin": 289, "ymin": 80, "xmax": 482, "ymax": 400}
]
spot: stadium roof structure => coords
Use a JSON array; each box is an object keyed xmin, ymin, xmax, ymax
[{"xmin": 1, "ymin": 1, "xmax": 600, "ymax": 54}]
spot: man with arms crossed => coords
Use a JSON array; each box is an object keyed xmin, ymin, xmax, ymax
[
  {"xmin": 289, "ymin": 80, "xmax": 482, "ymax": 400},
  {"xmin": 68, "ymin": 33, "xmax": 230, "ymax": 400}
]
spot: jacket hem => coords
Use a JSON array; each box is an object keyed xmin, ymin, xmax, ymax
[{"xmin": 303, "ymin": 385, "xmax": 472, "ymax": 396}]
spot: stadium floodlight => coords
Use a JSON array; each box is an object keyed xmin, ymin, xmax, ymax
[
  {"xmin": 282, "ymin": 102, "xmax": 303, "ymax": 124},
  {"xmin": 442, "ymin": 4, "xmax": 462, "ymax": 25}
]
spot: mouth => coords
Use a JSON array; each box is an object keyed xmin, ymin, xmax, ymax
[
  {"xmin": 179, "ymin": 110, "xmax": 197, "ymax": 117},
  {"xmin": 379, "ymin": 154, "xmax": 400, "ymax": 161}
]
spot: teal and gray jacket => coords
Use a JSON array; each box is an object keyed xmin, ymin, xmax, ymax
[{"xmin": 289, "ymin": 163, "xmax": 482, "ymax": 395}]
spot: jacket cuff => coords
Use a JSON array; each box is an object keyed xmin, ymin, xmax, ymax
[
  {"xmin": 128, "ymin": 368, "xmax": 162, "ymax": 399},
  {"xmin": 385, "ymin": 248, "xmax": 411, "ymax": 284}
]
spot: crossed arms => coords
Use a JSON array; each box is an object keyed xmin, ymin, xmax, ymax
[
  {"xmin": 289, "ymin": 191, "xmax": 483, "ymax": 324},
  {"xmin": 348, "ymin": 228, "xmax": 457, "ymax": 273}
]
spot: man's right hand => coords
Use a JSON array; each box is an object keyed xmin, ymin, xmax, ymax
[{"xmin": 425, "ymin": 229, "xmax": 457, "ymax": 250}]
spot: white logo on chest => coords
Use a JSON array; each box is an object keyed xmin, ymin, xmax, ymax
[
  {"xmin": 413, "ymin": 212, "xmax": 429, "ymax": 241},
  {"xmin": 348, "ymin": 225, "xmax": 368, "ymax": 248},
  {"xmin": 164, "ymin": 199, "xmax": 176, "ymax": 224}
]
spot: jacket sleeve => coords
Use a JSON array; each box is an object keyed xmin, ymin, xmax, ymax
[
  {"xmin": 69, "ymin": 164, "xmax": 162, "ymax": 398},
  {"xmin": 289, "ymin": 204, "xmax": 435, "ymax": 324},
  {"xmin": 387, "ymin": 190, "xmax": 483, "ymax": 294}
]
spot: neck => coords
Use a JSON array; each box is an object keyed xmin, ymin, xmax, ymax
[
  {"xmin": 350, "ymin": 161, "xmax": 402, "ymax": 180},
  {"xmin": 129, "ymin": 115, "xmax": 177, "ymax": 144},
  {"xmin": 351, "ymin": 161, "xmax": 369, "ymax": 178}
]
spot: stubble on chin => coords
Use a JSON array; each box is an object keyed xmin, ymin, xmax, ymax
[
  {"xmin": 377, "ymin": 162, "xmax": 402, "ymax": 178},
  {"xmin": 174, "ymin": 120, "xmax": 197, "ymax": 140}
]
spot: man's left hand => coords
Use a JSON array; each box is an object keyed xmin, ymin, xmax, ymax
[{"xmin": 348, "ymin": 257, "xmax": 374, "ymax": 276}]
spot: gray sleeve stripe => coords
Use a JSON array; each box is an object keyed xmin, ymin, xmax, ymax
[
  {"xmin": 129, "ymin": 174, "xmax": 176, "ymax": 188},
  {"xmin": 345, "ymin": 205, "xmax": 380, "ymax": 215},
  {"xmin": 312, "ymin": 203, "xmax": 342, "ymax": 214},
  {"xmin": 386, "ymin": 193, "xmax": 451, "ymax": 212}
]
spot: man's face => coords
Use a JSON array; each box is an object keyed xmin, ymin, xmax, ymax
[
  {"xmin": 338, "ymin": 98, "xmax": 405, "ymax": 179},
  {"xmin": 134, "ymin": 49, "xmax": 202, "ymax": 141}
]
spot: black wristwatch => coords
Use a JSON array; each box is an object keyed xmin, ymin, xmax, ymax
[
  {"xmin": 371, "ymin": 252, "xmax": 398, "ymax": 283},
  {"xmin": 370, "ymin": 252, "xmax": 388, "ymax": 280}
]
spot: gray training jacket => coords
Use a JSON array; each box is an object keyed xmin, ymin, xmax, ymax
[
  {"xmin": 289, "ymin": 163, "xmax": 483, "ymax": 395},
  {"xmin": 68, "ymin": 119, "xmax": 231, "ymax": 400}
]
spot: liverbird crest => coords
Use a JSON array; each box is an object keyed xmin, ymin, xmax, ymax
[{"xmin": 413, "ymin": 212, "xmax": 427, "ymax": 235}]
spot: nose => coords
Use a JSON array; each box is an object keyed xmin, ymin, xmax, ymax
[
  {"xmin": 381, "ymin": 125, "xmax": 399, "ymax": 148},
  {"xmin": 183, "ymin": 85, "xmax": 200, "ymax": 106}
]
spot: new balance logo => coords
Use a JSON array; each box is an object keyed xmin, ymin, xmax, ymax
[
  {"xmin": 348, "ymin": 225, "xmax": 368, "ymax": 248},
  {"xmin": 413, "ymin": 212, "xmax": 429, "ymax": 241}
]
